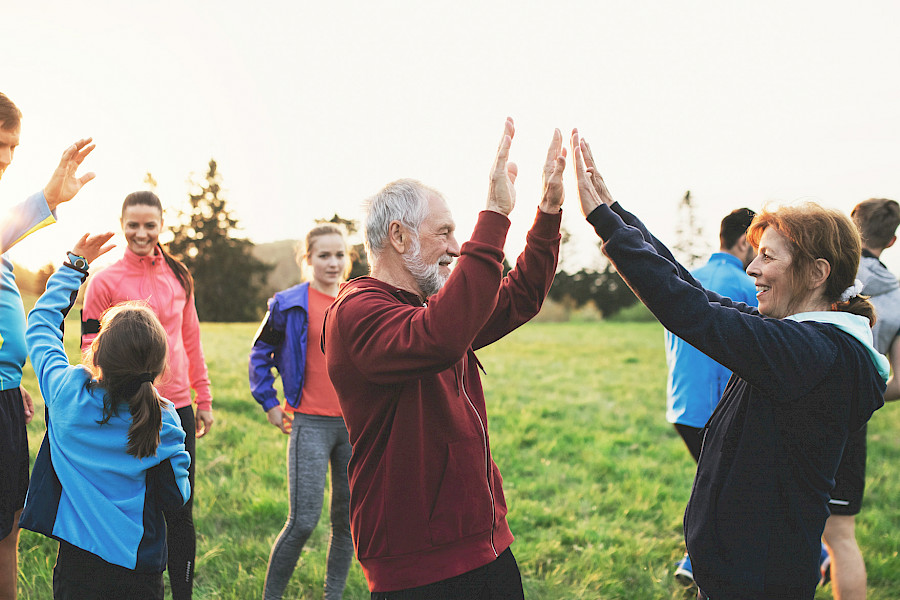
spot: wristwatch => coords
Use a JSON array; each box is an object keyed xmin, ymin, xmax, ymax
[{"xmin": 66, "ymin": 251, "xmax": 89, "ymax": 273}]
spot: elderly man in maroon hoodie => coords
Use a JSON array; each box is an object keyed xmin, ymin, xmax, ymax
[{"xmin": 323, "ymin": 119, "xmax": 566, "ymax": 599}]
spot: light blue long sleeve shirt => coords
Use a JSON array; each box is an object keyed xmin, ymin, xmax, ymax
[
  {"xmin": 664, "ymin": 252, "xmax": 758, "ymax": 427},
  {"xmin": 0, "ymin": 191, "xmax": 55, "ymax": 390}
]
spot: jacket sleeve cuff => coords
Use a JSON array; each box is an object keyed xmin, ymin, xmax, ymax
[
  {"xmin": 529, "ymin": 206, "xmax": 562, "ymax": 240},
  {"xmin": 586, "ymin": 204, "xmax": 625, "ymax": 242},
  {"xmin": 469, "ymin": 210, "xmax": 512, "ymax": 250},
  {"xmin": 260, "ymin": 397, "xmax": 280, "ymax": 412}
]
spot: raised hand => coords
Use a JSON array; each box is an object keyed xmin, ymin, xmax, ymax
[
  {"xmin": 571, "ymin": 129, "xmax": 615, "ymax": 217},
  {"xmin": 43, "ymin": 138, "xmax": 96, "ymax": 210},
  {"xmin": 487, "ymin": 117, "xmax": 517, "ymax": 216},
  {"xmin": 540, "ymin": 128, "xmax": 566, "ymax": 214},
  {"xmin": 72, "ymin": 232, "xmax": 116, "ymax": 264}
]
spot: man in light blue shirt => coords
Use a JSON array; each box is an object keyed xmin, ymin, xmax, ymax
[
  {"xmin": 0, "ymin": 91, "xmax": 95, "ymax": 599},
  {"xmin": 665, "ymin": 207, "xmax": 758, "ymax": 584}
]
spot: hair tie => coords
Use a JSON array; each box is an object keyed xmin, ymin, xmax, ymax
[
  {"xmin": 120, "ymin": 373, "xmax": 156, "ymax": 398},
  {"xmin": 839, "ymin": 279, "xmax": 865, "ymax": 303}
]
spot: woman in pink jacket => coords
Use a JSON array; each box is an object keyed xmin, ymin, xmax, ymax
[{"xmin": 81, "ymin": 191, "xmax": 213, "ymax": 600}]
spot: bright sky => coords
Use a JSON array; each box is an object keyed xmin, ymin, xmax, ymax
[{"xmin": 4, "ymin": 1, "xmax": 899, "ymax": 275}]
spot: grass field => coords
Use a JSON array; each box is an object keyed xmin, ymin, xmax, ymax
[{"xmin": 15, "ymin": 316, "xmax": 900, "ymax": 599}]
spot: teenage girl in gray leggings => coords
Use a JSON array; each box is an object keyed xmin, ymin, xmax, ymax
[{"xmin": 249, "ymin": 224, "xmax": 354, "ymax": 600}]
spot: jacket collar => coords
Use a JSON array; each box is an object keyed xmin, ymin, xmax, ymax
[{"xmin": 123, "ymin": 246, "xmax": 163, "ymax": 267}]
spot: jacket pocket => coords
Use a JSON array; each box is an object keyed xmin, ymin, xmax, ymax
[{"xmin": 428, "ymin": 438, "xmax": 493, "ymax": 546}]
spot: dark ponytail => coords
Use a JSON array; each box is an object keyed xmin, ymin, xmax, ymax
[
  {"xmin": 88, "ymin": 303, "xmax": 169, "ymax": 459},
  {"xmin": 121, "ymin": 191, "xmax": 194, "ymax": 298}
]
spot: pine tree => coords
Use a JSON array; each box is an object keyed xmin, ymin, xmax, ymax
[
  {"xmin": 673, "ymin": 190, "xmax": 709, "ymax": 268},
  {"xmin": 168, "ymin": 159, "xmax": 273, "ymax": 321}
]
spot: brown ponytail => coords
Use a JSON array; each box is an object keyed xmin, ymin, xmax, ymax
[
  {"xmin": 88, "ymin": 303, "xmax": 169, "ymax": 459},
  {"xmin": 121, "ymin": 191, "xmax": 194, "ymax": 298}
]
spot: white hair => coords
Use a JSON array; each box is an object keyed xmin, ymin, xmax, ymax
[{"xmin": 363, "ymin": 179, "xmax": 443, "ymax": 264}]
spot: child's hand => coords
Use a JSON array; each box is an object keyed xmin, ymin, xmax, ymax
[{"xmin": 72, "ymin": 232, "xmax": 116, "ymax": 264}]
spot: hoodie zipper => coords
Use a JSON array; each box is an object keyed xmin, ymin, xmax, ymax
[{"xmin": 459, "ymin": 358, "xmax": 498, "ymax": 557}]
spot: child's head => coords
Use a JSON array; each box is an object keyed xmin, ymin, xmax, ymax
[{"xmin": 89, "ymin": 302, "xmax": 169, "ymax": 459}]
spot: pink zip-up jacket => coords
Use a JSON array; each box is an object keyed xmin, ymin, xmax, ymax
[{"xmin": 80, "ymin": 247, "xmax": 212, "ymax": 411}]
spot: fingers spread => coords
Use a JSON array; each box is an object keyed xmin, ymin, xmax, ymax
[{"xmin": 78, "ymin": 172, "xmax": 96, "ymax": 186}]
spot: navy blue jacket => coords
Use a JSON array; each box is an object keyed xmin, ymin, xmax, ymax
[
  {"xmin": 588, "ymin": 203, "xmax": 885, "ymax": 600},
  {"xmin": 249, "ymin": 282, "xmax": 309, "ymax": 411}
]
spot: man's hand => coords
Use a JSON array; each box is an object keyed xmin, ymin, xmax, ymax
[
  {"xmin": 20, "ymin": 386, "xmax": 34, "ymax": 425},
  {"xmin": 266, "ymin": 405, "xmax": 293, "ymax": 434},
  {"xmin": 43, "ymin": 138, "xmax": 96, "ymax": 210},
  {"xmin": 487, "ymin": 118, "xmax": 517, "ymax": 216},
  {"xmin": 196, "ymin": 408, "xmax": 214, "ymax": 438},
  {"xmin": 571, "ymin": 129, "xmax": 615, "ymax": 217},
  {"xmin": 540, "ymin": 128, "xmax": 566, "ymax": 214},
  {"xmin": 72, "ymin": 232, "xmax": 116, "ymax": 264}
]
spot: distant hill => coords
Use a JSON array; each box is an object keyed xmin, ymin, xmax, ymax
[{"xmin": 251, "ymin": 239, "xmax": 303, "ymax": 297}]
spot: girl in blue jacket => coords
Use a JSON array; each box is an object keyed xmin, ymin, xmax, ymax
[
  {"xmin": 20, "ymin": 233, "xmax": 191, "ymax": 600},
  {"xmin": 249, "ymin": 224, "xmax": 354, "ymax": 600}
]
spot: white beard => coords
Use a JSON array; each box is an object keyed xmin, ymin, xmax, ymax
[{"xmin": 403, "ymin": 237, "xmax": 451, "ymax": 298}]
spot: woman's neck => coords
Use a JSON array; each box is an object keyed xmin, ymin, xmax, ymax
[{"xmin": 310, "ymin": 279, "xmax": 340, "ymax": 297}]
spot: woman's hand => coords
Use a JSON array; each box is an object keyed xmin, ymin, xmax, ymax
[
  {"xmin": 571, "ymin": 129, "xmax": 615, "ymax": 217},
  {"xmin": 196, "ymin": 408, "xmax": 214, "ymax": 438},
  {"xmin": 72, "ymin": 232, "xmax": 116, "ymax": 264},
  {"xmin": 266, "ymin": 405, "xmax": 292, "ymax": 434}
]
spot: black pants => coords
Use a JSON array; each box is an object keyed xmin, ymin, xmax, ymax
[
  {"xmin": 371, "ymin": 547, "xmax": 524, "ymax": 600},
  {"xmin": 53, "ymin": 540, "xmax": 163, "ymax": 600},
  {"xmin": 166, "ymin": 406, "xmax": 197, "ymax": 599},
  {"xmin": 674, "ymin": 423, "xmax": 703, "ymax": 463}
]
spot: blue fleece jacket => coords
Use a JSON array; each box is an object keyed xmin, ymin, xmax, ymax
[
  {"xmin": 19, "ymin": 263, "xmax": 191, "ymax": 572},
  {"xmin": 588, "ymin": 203, "xmax": 885, "ymax": 600}
]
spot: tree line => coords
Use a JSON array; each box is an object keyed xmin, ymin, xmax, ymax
[{"xmin": 18, "ymin": 163, "xmax": 708, "ymax": 322}]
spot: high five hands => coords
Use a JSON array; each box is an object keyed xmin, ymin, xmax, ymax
[{"xmin": 486, "ymin": 120, "xmax": 613, "ymax": 218}]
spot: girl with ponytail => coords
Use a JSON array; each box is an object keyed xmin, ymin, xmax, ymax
[
  {"xmin": 20, "ymin": 233, "xmax": 190, "ymax": 600},
  {"xmin": 80, "ymin": 190, "xmax": 212, "ymax": 600}
]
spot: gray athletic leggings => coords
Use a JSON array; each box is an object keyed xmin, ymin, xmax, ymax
[{"xmin": 263, "ymin": 413, "xmax": 353, "ymax": 600}]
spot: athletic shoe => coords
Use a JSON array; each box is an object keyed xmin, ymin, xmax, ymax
[
  {"xmin": 674, "ymin": 553, "xmax": 694, "ymax": 586},
  {"xmin": 819, "ymin": 544, "xmax": 831, "ymax": 587}
]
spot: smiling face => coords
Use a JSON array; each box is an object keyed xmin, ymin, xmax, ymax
[
  {"xmin": 746, "ymin": 227, "xmax": 800, "ymax": 319},
  {"xmin": 306, "ymin": 233, "xmax": 348, "ymax": 291},
  {"xmin": 0, "ymin": 125, "xmax": 20, "ymax": 181},
  {"xmin": 403, "ymin": 194, "xmax": 460, "ymax": 298},
  {"xmin": 121, "ymin": 204, "xmax": 163, "ymax": 257}
]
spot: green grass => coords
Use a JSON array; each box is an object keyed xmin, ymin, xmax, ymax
[{"xmin": 15, "ymin": 317, "xmax": 900, "ymax": 599}]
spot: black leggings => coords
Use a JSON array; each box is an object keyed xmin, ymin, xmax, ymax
[
  {"xmin": 674, "ymin": 423, "xmax": 703, "ymax": 463},
  {"xmin": 166, "ymin": 406, "xmax": 196, "ymax": 599},
  {"xmin": 53, "ymin": 541, "xmax": 163, "ymax": 600}
]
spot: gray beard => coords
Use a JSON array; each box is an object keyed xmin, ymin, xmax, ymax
[{"xmin": 403, "ymin": 238, "xmax": 451, "ymax": 298}]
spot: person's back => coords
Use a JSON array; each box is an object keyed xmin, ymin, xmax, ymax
[
  {"xmin": 665, "ymin": 208, "xmax": 758, "ymax": 443},
  {"xmin": 21, "ymin": 237, "xmax": 190, "ymax": 599}
]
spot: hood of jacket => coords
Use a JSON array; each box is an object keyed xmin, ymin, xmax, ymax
[
  {"xmin": 858, "ymin": 256, "xmax": 900, "ymax": 298},
  {"xmin": 787, "ymin": 311, "xmax": 889, "ymax": 382}
]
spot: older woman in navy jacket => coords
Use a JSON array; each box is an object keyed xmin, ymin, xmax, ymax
[{"xmin": 571, "ymin": 130, "xmax": 885, "ymax": 600}]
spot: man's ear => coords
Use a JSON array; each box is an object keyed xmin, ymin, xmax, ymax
[
  {"xmin": 388, "ymin": 221, "xmax": 408, "ymax": 254},
  {"xmin": 885, "ymin": 235, "xmax": 897, "ymax": 250}
]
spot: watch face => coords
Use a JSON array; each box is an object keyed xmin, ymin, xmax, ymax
[{"xmin": 75, "ymin": 259, "xmax": 87, "ymax": 269}]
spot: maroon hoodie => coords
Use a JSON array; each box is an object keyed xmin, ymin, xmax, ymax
[{"xmin": 323, "ymin": 208, "xmax": 560, "ymax": 592}]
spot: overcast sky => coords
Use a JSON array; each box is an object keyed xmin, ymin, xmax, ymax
[{"xmin": 4, "ymin": 0, "xmax": 899, "ymax": 275}]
